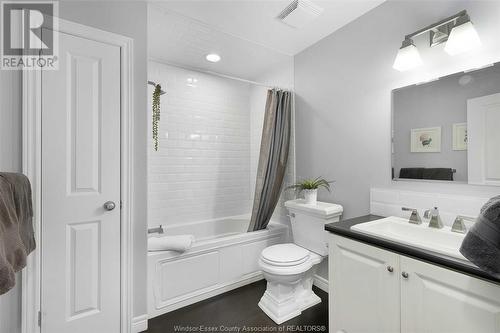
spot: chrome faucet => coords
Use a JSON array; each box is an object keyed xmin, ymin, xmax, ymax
[
  {"xmin": 451, "ymin": 215, "xmax": 475, "ymax": 234},
  {"xmin": 402, "ymin": 207, "xmax": 422, "ymax": 224},
  {"xmin": 148, "ymin": 225, "xmax": 164, "ymax": 234},
  {"xmin": 426, "ymin": 207, "xmax": 444, "ymax": 229}
]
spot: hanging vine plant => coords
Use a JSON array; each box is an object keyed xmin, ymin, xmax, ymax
[{"xmin": 152, "ymin": 84, "xmax": 162, "ymax": 151}]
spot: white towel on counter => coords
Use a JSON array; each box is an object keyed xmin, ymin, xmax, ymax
[{"xmin": 148, "ymin": 235, "xmax": 195, "ymax": 252}]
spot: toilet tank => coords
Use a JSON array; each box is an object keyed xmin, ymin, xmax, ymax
[{"xmin": 285, "ymin": 199, "xmax": 343, "ymax": 256}]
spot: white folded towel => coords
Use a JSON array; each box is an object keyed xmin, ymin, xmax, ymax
[{"xmin": 148, "ymin": 235, "xmax": 195, "ymax": 252}]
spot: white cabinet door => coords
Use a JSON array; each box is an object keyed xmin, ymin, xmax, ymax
[
  {"xmin": 329, "ymin": 235, "xmax": 400, "ymax": 333},
  {"xmin": 401, "ymin": 256, "xmax": 500, "ymax": 333},
  {"xmin": 467, "ymin": 92, "xmax": 500, "ymax": 186},
  {"xmin": 41, "ymin": 30, "xmax": 121, "ymax": 333}
]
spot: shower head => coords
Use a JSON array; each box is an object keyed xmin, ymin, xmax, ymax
[{"xmin": 148, "ymin": 80, "xmax": 166, "ymax": 95}]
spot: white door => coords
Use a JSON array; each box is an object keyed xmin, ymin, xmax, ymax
[
  {"xmin": 467, "ymin": 93, "xmax": 500, "ymax": 186},
  {"xmin": 41, "ymin": 30, "xmax": 121, "ymax": 333},
  {"xmin": 329, "ymin": 235, "xmax": 400, "ymax": 333},
  {"xmin": 401, "ymin": 256, "xmax": 500, "ymax": 333}
]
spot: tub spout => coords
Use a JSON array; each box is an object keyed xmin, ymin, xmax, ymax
[{"xmin": 148, "ymin": 225, "xmax": 164, "ymax": 234}]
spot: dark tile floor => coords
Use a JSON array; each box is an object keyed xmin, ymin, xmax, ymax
[{"xmin": 146, "ymin": 280, "xmax": 328, "ymax": 333}]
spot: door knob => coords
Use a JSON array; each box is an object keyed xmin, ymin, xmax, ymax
[
  {"xmin": 401, "ymin": 271, "xmax": 409, "ymax": 279},
  {"xmin": 103, "ymin": 201, "xmax": 116, "ymax": 211},
  {"xmin": 387, "ymin": 266, "xmax": 394, "ymax": 273}
]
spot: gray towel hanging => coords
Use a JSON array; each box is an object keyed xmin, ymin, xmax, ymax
[{"xmin": 0, "ymin": 172, "xmax": 36, "ymax": 295}]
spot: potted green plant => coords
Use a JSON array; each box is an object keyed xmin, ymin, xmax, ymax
[
  {"xmin": 286, "ymin": 177, "xmax": 334, "ymax": 205},
  {"xmin": 152, "ymin": 83, "xmax": 163, "ymax": 151}
]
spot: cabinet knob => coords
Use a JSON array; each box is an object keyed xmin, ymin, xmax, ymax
[
  {"xmin": 387, "ymin": 265, "xmax": 394, "ymax": 273},
  {"xmin": 402, "ymin": 271, "xmax": 409, "ymax": 279}
]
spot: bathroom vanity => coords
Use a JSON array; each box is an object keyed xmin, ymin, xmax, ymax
[{"xmin": 326, "ymin": 215, "xmax": 500, "ymax": 333}]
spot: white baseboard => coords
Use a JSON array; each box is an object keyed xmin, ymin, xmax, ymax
[
  {"xmin": 131, "ymin": 314, "xmax": 148, "ymax": 333},
  {"xmin": 313, "ymin": 274, "xmax": 329, "ymax": 293}
]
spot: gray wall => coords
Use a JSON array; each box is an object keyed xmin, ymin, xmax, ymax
[
  {"xmin": 0, "ymin": 71, "xmax": 22, "ymax": 172},
  {"xmin": 0, "ymin": 2, "xmax": 149, "ymax": 329},
  {"xmin": 295, "ymin": 0, "xmax": 500, "ymax": 280},
  {"xmin": 0, "ymin": 70, "xmax": 22, "ymax": 333}
]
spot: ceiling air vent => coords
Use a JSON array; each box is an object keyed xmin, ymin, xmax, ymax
[{"xmin": 277, "ymin": 0, "xmax": 323, "ymax": 28}]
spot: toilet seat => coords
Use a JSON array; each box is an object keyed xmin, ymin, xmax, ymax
[
  {"xmin": 261, "ymin": 243, "xmax": 310, "ymax": 267},
  {"xmin": 259, "ymin": 243, "xmax": 323, "ymax": 276}
]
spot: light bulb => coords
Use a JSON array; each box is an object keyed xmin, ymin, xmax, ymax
[
  {"xmin": 393, "ymin": 39, "xmax": 423, "ymax": 72},
  {"xmin": 444, "ymin": 20, "xmax": 481, "ymax": 56},
  {"xmin": 205, "ymin": 54, "xmax": 221, "ymax": 63}
]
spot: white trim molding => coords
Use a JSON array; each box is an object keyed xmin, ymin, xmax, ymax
[
  {"xmin": 22, "ymin": 18, "xmax": 134, "ymax": 333},
  {"xmin": 313, "ymin": 274, "xmax": 329, "ymax": 293},
  {"xmin": 21, "ymin": 57, "xmax": 42, "ymax": 333},
  {"xmin": 131, "ymin": 315, "xmax": 148, "ymax": 333}
]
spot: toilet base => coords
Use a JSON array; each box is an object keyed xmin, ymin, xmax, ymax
[
  {"xmin": 258, "ymin": 260, "xmax": 323, "ymax": 324},
  {"xmin": 299, "ymin": 291, "xmax": 322, "ymax": 311},
  {"xmin": 258, "ymin": 286, "xmax": 322, "ymax": 324},
  {"xmin": 258, "ymin": 290, "xmax": 302, "ymax": 325}
]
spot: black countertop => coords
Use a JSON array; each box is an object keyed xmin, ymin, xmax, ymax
[{"xmin": 325, "ymin": 215, "xmax": 500, "ymax": 285}]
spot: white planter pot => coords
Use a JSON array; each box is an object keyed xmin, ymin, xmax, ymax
[{"xmin": 303, "ymin": 189, "xmax": 318, "ymax": 205}]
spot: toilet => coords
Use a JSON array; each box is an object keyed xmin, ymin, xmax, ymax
[{"xmin": 258, "ymin": 199, "xmax": 343, "ymax": 324}]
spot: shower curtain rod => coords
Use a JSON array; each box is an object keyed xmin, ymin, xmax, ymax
[{"xmin": 149, "ymin": 57, "xmax": 293, "ymax": 91}]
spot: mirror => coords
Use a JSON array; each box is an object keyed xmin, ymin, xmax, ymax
[{"xmin": 392, "ymin": 62, "xmax": 500, "ymax": 186}]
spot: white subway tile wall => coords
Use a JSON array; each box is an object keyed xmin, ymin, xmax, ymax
[
  {"xmin": 148, "ymin": 62, "xmax": 253, "ymax": 227},
  {"xmin": 370, "ymin": 188, "xmax": 490, "ymax": 227},
  {"xmin": 148, "ymin": 61, "xmax": 295, "ymax": 228}
]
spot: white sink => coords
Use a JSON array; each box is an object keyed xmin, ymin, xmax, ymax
[{"xmin": 351, "ymin": 216, "xmax": 468, "ymax": 262}]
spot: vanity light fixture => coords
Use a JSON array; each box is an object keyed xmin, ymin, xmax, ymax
[
  {"xmin": 444, "ymin": 13, "xmax": 481, "ymax": 56},
  {"xmin": 393, "ymin": 38, "xmax": 423, "ymax": 72},
  {"xmin": 205, "ymin": 53, "xmax": 221, "ymax": 63},
  {"xmin": 393, "ymin": 10, "xmax": 481, "ymax": 71}
]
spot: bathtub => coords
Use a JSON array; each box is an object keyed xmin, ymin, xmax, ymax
[{"xmin": 147, "ymin": 216, "xmax": 289, "ymax": 318}]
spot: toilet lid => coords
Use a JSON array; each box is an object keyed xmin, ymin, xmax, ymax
[{"xmin": 261, "ymin": 243, "xmax": 310, "ymax": 267}]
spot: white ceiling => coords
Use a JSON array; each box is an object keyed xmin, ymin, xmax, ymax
[
  {"xmin": 152, "ymin": 0, "xmax": 385, "ymax": 56},
  {"xmin": 148, "ymin": 0, "xmax": 384, "ymax": 81},
  {"xmin": 148, "ymin": 5, "xmax": 293, "ymax": 81}
]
